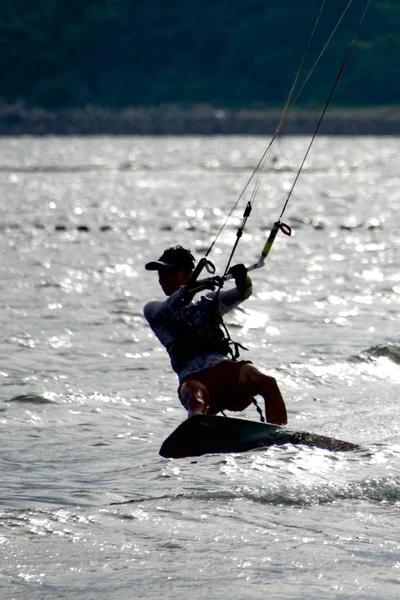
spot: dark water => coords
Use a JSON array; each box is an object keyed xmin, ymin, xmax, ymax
[{"xmin": 0, "ymin": 136, "xmax": 399, "ymax": 599}]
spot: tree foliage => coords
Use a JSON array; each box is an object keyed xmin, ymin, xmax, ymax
[{"xmin": 0, "ymin": 0, "xmax": 398, "ymax": 109}]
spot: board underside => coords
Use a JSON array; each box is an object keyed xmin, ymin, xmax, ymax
[{"xmin": 159, "ymin": 414, "xmax": 360, "ymax": 458}]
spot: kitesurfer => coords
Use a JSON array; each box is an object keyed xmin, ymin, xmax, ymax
[{"xmin": 144, "ymin": 245, "xmax": 287, "ymax": 425}]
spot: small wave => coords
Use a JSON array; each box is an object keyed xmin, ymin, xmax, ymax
[
  {"xmin": 0, "ymin": 164, "xmax": 107, "ymax": 173},
  {"xmin": 0, "ymin": 223, "xmax": 113, "ymax": 233},
  {"xmin": 122, "ymin": 474, "xmax": 400, "ymax": 508},
  {"xmin": 362, "ymin": 343, "xmax": 400, "ymax": 365},
  {"xmin": 7, "ymin": 393, "xmax": 56, "ymax": 404}
]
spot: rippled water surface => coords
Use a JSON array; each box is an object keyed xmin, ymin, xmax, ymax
[{"xmin": 0, "ymin": 135, "xmax": 399, "ymax": 599}]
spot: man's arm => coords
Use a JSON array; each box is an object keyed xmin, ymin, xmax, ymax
[
  {"xmin": 211, "ymin": 264, "xmax": 252, "ymax": 316},
  {"xmin": 144, "ymin": 265, "xmax": 252, "ymax": 324},
  {"xmin": 228, "ymin": 264, "xmax": 252, "ymax": 300},
  {"xmin": 143, "ymin": 284, "xmax": 197, "ymax": 325}
]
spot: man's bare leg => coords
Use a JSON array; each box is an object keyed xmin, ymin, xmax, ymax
[
  {"xmin": 179, "ymin": 380, "xmax": 209, "ymax": 418},
  {"xmin": 239, "ymin": 364, "xmax": 287, "ymax": 425}
]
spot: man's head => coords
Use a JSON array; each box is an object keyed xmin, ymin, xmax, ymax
[{"xmin": 145, "ymin": 245, "xmax": 195, "ymax": 296}]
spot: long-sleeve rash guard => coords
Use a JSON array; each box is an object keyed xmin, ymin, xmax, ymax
[{"xmin": 144, "ymin": 284, "xmax": 251, "ymax": 382}]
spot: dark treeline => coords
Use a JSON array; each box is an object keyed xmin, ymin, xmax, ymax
[{"xmin": 0, "ymin": 0, "xmax": 399, "ymax": 111}]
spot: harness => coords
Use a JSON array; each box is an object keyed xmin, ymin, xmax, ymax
[{"xmin": 166, "ymin": 296, "xmax": 243, "ymax": 374}]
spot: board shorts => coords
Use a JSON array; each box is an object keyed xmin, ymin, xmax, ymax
[{"xmin": 178, "ymin": 360, "xmax": 254, "ymax": 415}]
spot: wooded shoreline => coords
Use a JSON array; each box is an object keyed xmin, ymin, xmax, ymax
[{"xmin": 1, "ymin": 104, "xmax": 399, "ymax": 136}]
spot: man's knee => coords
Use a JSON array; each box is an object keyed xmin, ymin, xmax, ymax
[
  {"xmin": 180, "ymin": 380, "xmax": 204, "ymax": 398},
  {"xmin": 179, "ymin": 380, "xmax": 209, "ymax": 416},
  {"xmin": 180, "ymin": 380, "xmax": 209, "ymax": 405}
]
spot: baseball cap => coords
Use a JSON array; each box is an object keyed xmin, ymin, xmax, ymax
[{"xmin": 145, "ymin": 245, "xmax": 195, "ymax": 272}]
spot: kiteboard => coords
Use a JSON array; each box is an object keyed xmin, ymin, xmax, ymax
[{"xmin": 159, "ymin": 414, "xmax": 360, "ymax": 458}]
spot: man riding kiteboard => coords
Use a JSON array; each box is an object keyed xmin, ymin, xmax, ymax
[{"xmin": 144, "ymin": 245, "xmax": 287, "ymax": 425}]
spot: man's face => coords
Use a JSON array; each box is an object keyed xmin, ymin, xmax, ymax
[{"xmin": 158, "ymin": 267, "xmax": 189, "ymax": 296}]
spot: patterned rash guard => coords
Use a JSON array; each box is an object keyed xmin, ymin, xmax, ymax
[{"xmin": 144, "ymin": 285, "xmax": 251, "ymax": 382}]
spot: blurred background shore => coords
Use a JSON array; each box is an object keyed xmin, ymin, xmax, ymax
[{"xmin": 1, "ymin": 102, "xmax": 399, "ymax": 136}]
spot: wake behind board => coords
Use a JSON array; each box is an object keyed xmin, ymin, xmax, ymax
[{"xmin": 159, "ymin": 415, "xmax": 360, "ymax": 458}]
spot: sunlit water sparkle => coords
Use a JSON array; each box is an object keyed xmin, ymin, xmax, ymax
[{"xmin": 0, "ymin": 136, "xmax": 399, "ymax": 599}]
